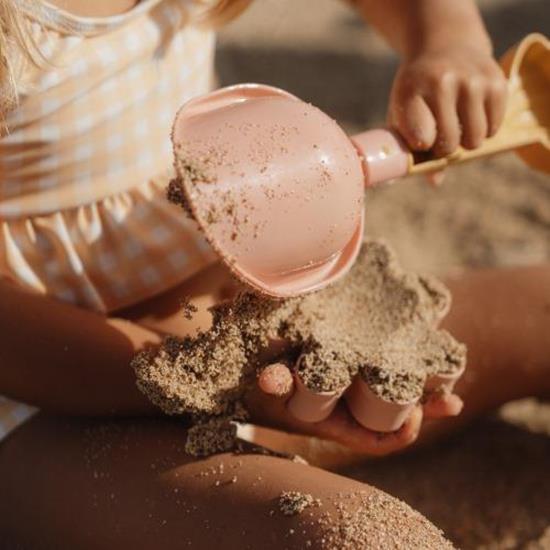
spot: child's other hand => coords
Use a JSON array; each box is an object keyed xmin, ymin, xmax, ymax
[
  {"xmin": 245, "ymin": 363, "xmax": 462, "ymax": 457},
  {"xmin": 388, "ymin": 45, "xmax": 507, "ymax": 158}
]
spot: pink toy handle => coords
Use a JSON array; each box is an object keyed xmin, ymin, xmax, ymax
[{"xmin": 351, "ymin": 129, "xmax": 411, "ymax": 187}]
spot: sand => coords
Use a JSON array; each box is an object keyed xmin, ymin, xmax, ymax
[
  {"xmin": 278, "ymin": 491, "xmax": 320, "ymax": 516},
  {"xmin": 133, "ymin": 240, "xmax": 465, "ymax": 424},
  {"xmin": 184, "ymin": 418, "xmax": 238, "ymax": 457},
  {"xmin": 274, "ymin": 489, "xmax": 454, "ymax": 547},
  {"xmin": 315, "ymin": 491, "xmax": 455, "ymax": 549}
]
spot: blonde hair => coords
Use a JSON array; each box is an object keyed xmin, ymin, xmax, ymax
[
  {"xmin": 0, "ymin": 0, "xmax": 44, "ymax": 118},
  {"xmin": 0, "ymin": 0, "xmax": 251, "ymax": 121}
]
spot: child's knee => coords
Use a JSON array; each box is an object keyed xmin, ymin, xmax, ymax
[
  {"xmin": 162, "ymin": 453, "xmax": 452, "ymax": 549},
  {"xmin": 0, "ymin": 417, "xmax": 451, "ymax": 549}
]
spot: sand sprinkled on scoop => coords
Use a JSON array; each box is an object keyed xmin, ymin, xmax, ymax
[
  {"xmin": 167, "ymin": 178, "xmax": 195, "ymax": 220},
  {"xmin": 172, "ymin": 144, "xmax": 218, "ymax": 188},
  {"xmin": 278, "ymin": 491, "xmax": 321, "ymax": 516},
  {"xmin": 133, "ymin": 241, "xmax": 466, "ymax": 450},
  {"xmin": 167, "ymin": 143, "xmax": 220, "ymax": 222}
]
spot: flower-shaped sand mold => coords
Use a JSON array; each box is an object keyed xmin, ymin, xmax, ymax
[{"xmin": 133, "ymin": 241, "xmax": 466, "ymax": 432}]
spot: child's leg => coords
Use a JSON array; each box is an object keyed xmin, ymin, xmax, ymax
[
  {"xmin": 0, "ymin": 414, "xmax": 451, "ymax": 549},
  {"xmin": 420, "ymin": 264, "xmax": 550, "ymax": 443}
]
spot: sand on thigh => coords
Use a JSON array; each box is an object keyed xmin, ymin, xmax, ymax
[{"xmin": 0, "ymin": 414, "xmax": 452, "ymax": 550}]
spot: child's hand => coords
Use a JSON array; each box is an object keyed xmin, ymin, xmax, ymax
[
  {"xmin": 245, "ymin": 363, "xmax": 463, "ymax": 457},
  {"xmin": 388, "ymin": 45, "xmax": 508, "ymax": 158}
]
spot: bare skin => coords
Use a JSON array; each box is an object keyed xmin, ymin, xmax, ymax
[
  {"xmin": 0, "ymin": 415, "xmax": 402, "ymax": 550},
  {"xmin": 2, "ymin": 263, "xmax": 550, "ymax": 548},
  {"xmin": 428, "ymin": 264, "xmax": 550, "ymax": 437}
]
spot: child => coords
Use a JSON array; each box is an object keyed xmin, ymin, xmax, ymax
[{"xmin": 1, "ymin": 0, "xmax": 544, "ymax": 547}]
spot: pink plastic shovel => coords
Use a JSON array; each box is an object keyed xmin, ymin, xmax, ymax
[{"xmin": 171, "ymin": 33, "xmax": 549, "ymax": 298}]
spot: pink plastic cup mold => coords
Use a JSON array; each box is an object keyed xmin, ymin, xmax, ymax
[
  {"xmin": 344, "ymin": 375, "xmax": 420, "ymax": 433},
  {"xmin": 286, "ymin": 374, "xmax": 345, "ymax": 423}
]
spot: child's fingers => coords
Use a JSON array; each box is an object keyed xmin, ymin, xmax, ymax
[
  {"xmin": 485, "ymin": 78, "xmax": 508, "ymax": 137},
  {"xmin": 312, "ymin": 404, "xmax": 423, "ymax": 456},
  {"xmin": 423, "ymin": 393, "xmax": 464, "ymax": 419},
  {"xmin": 390, "ymin": 93, "xmax": 437, "ymax": 151},
  {"xmin": 246, "ymin": 386, "xmax": 423, "ymax": 456},
  {"xmin": 257, "ymin": 363, "xmax": 294, "ymax": 399},
  {"xmin": 457, "ymin": 80, "xmax": 488, "ymax": 150},
  {"xmin": 425, "ymin": 80, "xmax": 461, "ymax": 157},
  {"xmin": 334, "ymin": 407, "xmax": 423, "ymax": 456}
]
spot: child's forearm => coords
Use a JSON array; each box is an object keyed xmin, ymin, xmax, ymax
[
  {"xmin": 0, "ymin": 278, "xmax": 159, "ymax": 416},
  {"xmin": 350, "ymin": 0, "xmax": 492, "ymax": 58}
]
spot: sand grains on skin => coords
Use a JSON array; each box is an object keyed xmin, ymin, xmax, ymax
[
  {"xmin": 273, "ymin": 490, "xmax": 455, "ymax": 549},
  {"xmin": 278, "ymin": 491, "xmax": 320, "ymax": 516},
  {"xmin": 316, "ymin": 491, "xmax": 455, "ymax": 549}
]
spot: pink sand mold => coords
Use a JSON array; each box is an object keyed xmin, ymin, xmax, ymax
[
  {"xmin": 288, "ymin": 364, "xmax": 463, "ymax": 432},
  {"xmin": 344, "ymin": 376, "xmax": 419, "ymax": 432},
  {"xmin": 424, "ymin": 364, "xmax": 466, "ymax": 394},
  {"xmin": 286, "ymin": 375, "xmax": 345, "ymax": 423},
  {"xmin": 288, "ymin": 371, "xmax": 418, "ymax": 432}
]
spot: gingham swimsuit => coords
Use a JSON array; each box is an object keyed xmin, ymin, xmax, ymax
[{"xmin": 0, "ymin": 0, "xmax": 217, "ymax": 439}]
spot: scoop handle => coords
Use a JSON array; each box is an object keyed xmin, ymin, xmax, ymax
[
  {"xmin": 350, "ymin": 129, "xmax": 410, "ymax": 186},
  {"xmin": 407, "ymin": 132, "xmax": 542, "ymax": 175},
  {"xmin": 352, "ymin": 119, "xmax": 542, "ymax": 187}
]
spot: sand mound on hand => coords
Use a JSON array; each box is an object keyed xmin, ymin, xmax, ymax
[{"xmin": 133, "ymin": 240, "xmax": 465, "ymax": 421}]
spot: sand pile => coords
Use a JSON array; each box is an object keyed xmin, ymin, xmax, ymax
[{"xmin": 133, "ymin": 240, "xmax": 465, "ymax": 438}]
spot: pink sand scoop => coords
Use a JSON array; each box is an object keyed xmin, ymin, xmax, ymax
[
  {"xmin": 172, "ymin": 33, "xmax": 549, "ymax": 298},
  {"xmin": 172, "ymin": 84, "xmax": 365, "ymax": 297}
]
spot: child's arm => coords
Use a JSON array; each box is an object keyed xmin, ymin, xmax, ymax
[
  {"xmin": 0, "ymin": 277, "xmax": 159, "ymax": 415},
  {"xmin": 350, "ymin": 0, "xmax": 507, "ymax": 156}
]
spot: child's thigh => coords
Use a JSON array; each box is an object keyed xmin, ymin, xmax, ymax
[{"xmin": 0, "ymin": 414, "xmax": 447, "ymax": 550}]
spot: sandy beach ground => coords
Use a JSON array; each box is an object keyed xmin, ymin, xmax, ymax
[{"xmin": 217, "ymin": 2, "xmax": 550, "ymax": 548}]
